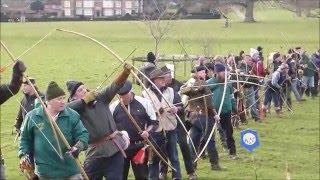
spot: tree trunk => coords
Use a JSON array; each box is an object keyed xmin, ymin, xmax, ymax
[
  {"xmin": 305, "ymin": 8, "xmax": 311, "ymax": 17},
  {"xmin": 294, "ymin": 0, "xmax": 303, "ymax": 17},
  {"xmin": 296, "ymin": 7, "xmax": 302, "ymax": 17},
  {"xmin": 138, "ymin": 0, "xmax": 142, "ymax": 14},
  {"xmin": 244, "ymin": 0, "xmax": 255, "ymax": 22}
]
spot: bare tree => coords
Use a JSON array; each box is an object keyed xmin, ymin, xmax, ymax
[
  {"xmin": 144, "ymin": 12, "xmax": 170, "ymax": 56},
  {"xmin": 201, "ymin": 37, "xmax": 214, "ymax": 57},
  {"xmin": 181, "ymin": 0, "xmax": 258, "ymax": 22},
  {"xmin": 142, "ymin": 0, "xmax": 181, "ymax": 56},
  {"xmin": 277, "ymin": 0, "xmax": 319, "ymax": 17},
  {"xmin": 181, "ymin": 0, "xmax": 319, "ymax": 23},
  {"xmin": 244, "ymin": 0, "xmax": 255, "ymax": 22}
]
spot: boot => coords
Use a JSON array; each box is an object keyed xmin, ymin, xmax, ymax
[
  {"xmin": 275, "ymin": 109, "xmax": 282, "ymax": 118},
  {"xmin": 311, "ymin": 87, "xmax": 318, "ymax": 98},
  {"xmin": 211, "ymin": 163, "xmax": 222, "ymax": 171},
  {"xmin": 240, "ymin": 113, "xmax": 247, "ymax": 125},
  {"xmin": 200, "ymin": 152, "xmax": 207, "ymax": 159},
  {"xmin": 188, "ymin": 173, "xmax": 197, "ymax": 180},
  {"xmin": 300, "ymin": 87, "xmax": 306, "ymax": 97},
  {"xmin": 260, "ymin": 108, "xmax": 266, "ymax": 119},
  {"xmin": 254, "ymin": 118, "xmax": 262, "ymax": 123},
  {"xmin": 221, "ymin": 141, "xmax": 228, "ymax": 151},
  {"xmin": 159, "ymin": 172, "xmax": 167, "ymax": 180},
  {"xmin": 305, "ymin": 88, "xmax": 310, "ymax": 97},
  {"xmin": 229, "ymin": 154, "xmax": 239, "ymax": 160},
  {"xmin": 287, "ymin": 99, "xmax": 292, "ymax": 111},
  {"xmin": 193, "ymin": 162, "xmax": 197, "ymax": 170}
]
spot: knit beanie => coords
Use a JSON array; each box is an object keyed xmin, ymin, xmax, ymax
[
  {"xmin": 118, "ymin": 80, "xmax": 132, "ymax": 95},
  {"xmin": 147, "ymin": 52, "xmax": 156, "ymax": 63},
  {"xmin": 214, "ymin": 63, "xmax": 226, "ymax": 73},
  {"xmin": 66, "ymin": 80, "xmax": 84, "ymax": 99},
  {"xmin": 45, "ymin": 81, "xmax": 65, "ymax": 101}
]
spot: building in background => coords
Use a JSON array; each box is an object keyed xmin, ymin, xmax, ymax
[
  {"xmin": 62, "ymin": 0, "xmax": 143, "ymax": 18},
  {"xmin": 44, "ymin": 0, "xmax": 63, "ymax": 17},
  {"xmin": 0, "ymin": 1, "xmax": 31, "ymax": 21},
  {"xmin": 1, "ymin": 0, "xmax": 62, "ymax": 21}
]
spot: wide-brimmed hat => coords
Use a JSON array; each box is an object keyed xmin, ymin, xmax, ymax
[
  {"xmin": 149, "ymin": 68, "xmax": 167, "ymax": 80},
  {"xmin": 160, "ymin": 65, "xmax": 171, "ymax": 75},
  {"xmin": 192, "ymin": 65, "xmax": 206, "ymax": 73},
  {"xmin": 204, "ymin": 62, "xmax": 215, "ymax": 71}
]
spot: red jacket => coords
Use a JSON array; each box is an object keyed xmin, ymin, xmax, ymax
[{"xmin": 256, "ymin": 61, "xmax": 266, "ymax": 77}]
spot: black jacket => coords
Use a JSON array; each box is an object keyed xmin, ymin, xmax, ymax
[
  {"xmin": 0, "ymin": 71, "xmax": 23, "ymax": 105},
  {"xmin": 67, "ymin": 81, "xmax": 124, "ymax": 159},
  {"xmin": 14, "ymin": 91, "xmax": 44, "ymax": 130},
  {"xmin": 169, "ymin": 78, "xmax": 183, "ymax": 92}
]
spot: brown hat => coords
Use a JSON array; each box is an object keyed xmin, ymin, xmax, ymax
[
  {"xmin": 160, "ymin": 65, "xmax": 171, "ymax": 75},
  {"xmin": 149, "ymin": 68, "xmax": 167, "ymax": 80},
  {"xmin": 45, "ymin": 81, "xmax": 65, "ymax": 101}
]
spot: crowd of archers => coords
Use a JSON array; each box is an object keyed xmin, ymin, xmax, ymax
[{"xmin": 0, "ymin": 46, "xmax": 319, "ymax": 180}]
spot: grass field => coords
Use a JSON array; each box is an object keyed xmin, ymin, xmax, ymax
[{"xmin": 1, "ymin": 7, "xmax": 319, "ymax": 179}]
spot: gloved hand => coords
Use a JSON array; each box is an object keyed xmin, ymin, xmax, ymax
[
  {"xmin": 13, "ymin": 60, "xmax": 26, "ymax": 74},
  {"xmin": 66, "ymin": 146, "xmax": 80, "ymax": 158},
  {"xmin": 124, "ymin": 63, "xmax": 132, "ymax": 70},
  {"xmin": 115, "ymin": 63, "xmax": 132, "ymax": 85},
  {"xmin": 214, "ymin": 114, "xmax": 220, "ymax": 123},
  {"xmin": 265, "ymin": 68, "xmax": 270, "ymax": 75},
  {"xmin": 82, "ymin": 91, "xmax": 98, "ymax": 104},
  {"xmin": 140, "ymin": 130, "xmax": 150, "ymax": 140},
  {"xmin": 278, "ymin": 87, "xmax": 283, "ymax": 93},
  {"xmin": 234, "ymin": 90, "xmax": 240, "ymax": 99},
  {"xmin": 19, "ymin": 154, "xmax": 32, "ymax": 173},
  {"xmin": 158, "ymin": 107, "xmax": 164, "ymax": 114},
  {"xmin": 167, "ymin": 106, "xmax": 178, "ymax": 115},
  {"xmin": 287, "ymin": 76, "xmax": 291, "ymax": 81}
]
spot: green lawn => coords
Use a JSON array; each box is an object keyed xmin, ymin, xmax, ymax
[{"xmin": 1, "ymin": 8, "xmax": 319, "ymax": 179}]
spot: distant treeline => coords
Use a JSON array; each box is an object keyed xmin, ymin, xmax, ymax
[{"xmin": 0, "ymin": 12, "xmax": 221, "ymax": 23}]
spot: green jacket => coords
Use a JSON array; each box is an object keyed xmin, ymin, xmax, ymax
[
  {"xmin": 301, "ymin": 54, "xmax": 316, "ymax": 77},
  {"xmin": 18, "ymin": 106, "xmax": 89, "ymax": 178},
  {"xmin": 206, "ymin": 77, "xmax": 236, "ymax": 114}
]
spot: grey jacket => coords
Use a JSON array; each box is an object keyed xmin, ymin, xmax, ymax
[
  {"xmin": 15, "ymin": 91, "xmax": 44, "ymax": 130},
  {"xmin": 67, "ymin": 82, "xmax": 122, "ymax": 159}
]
